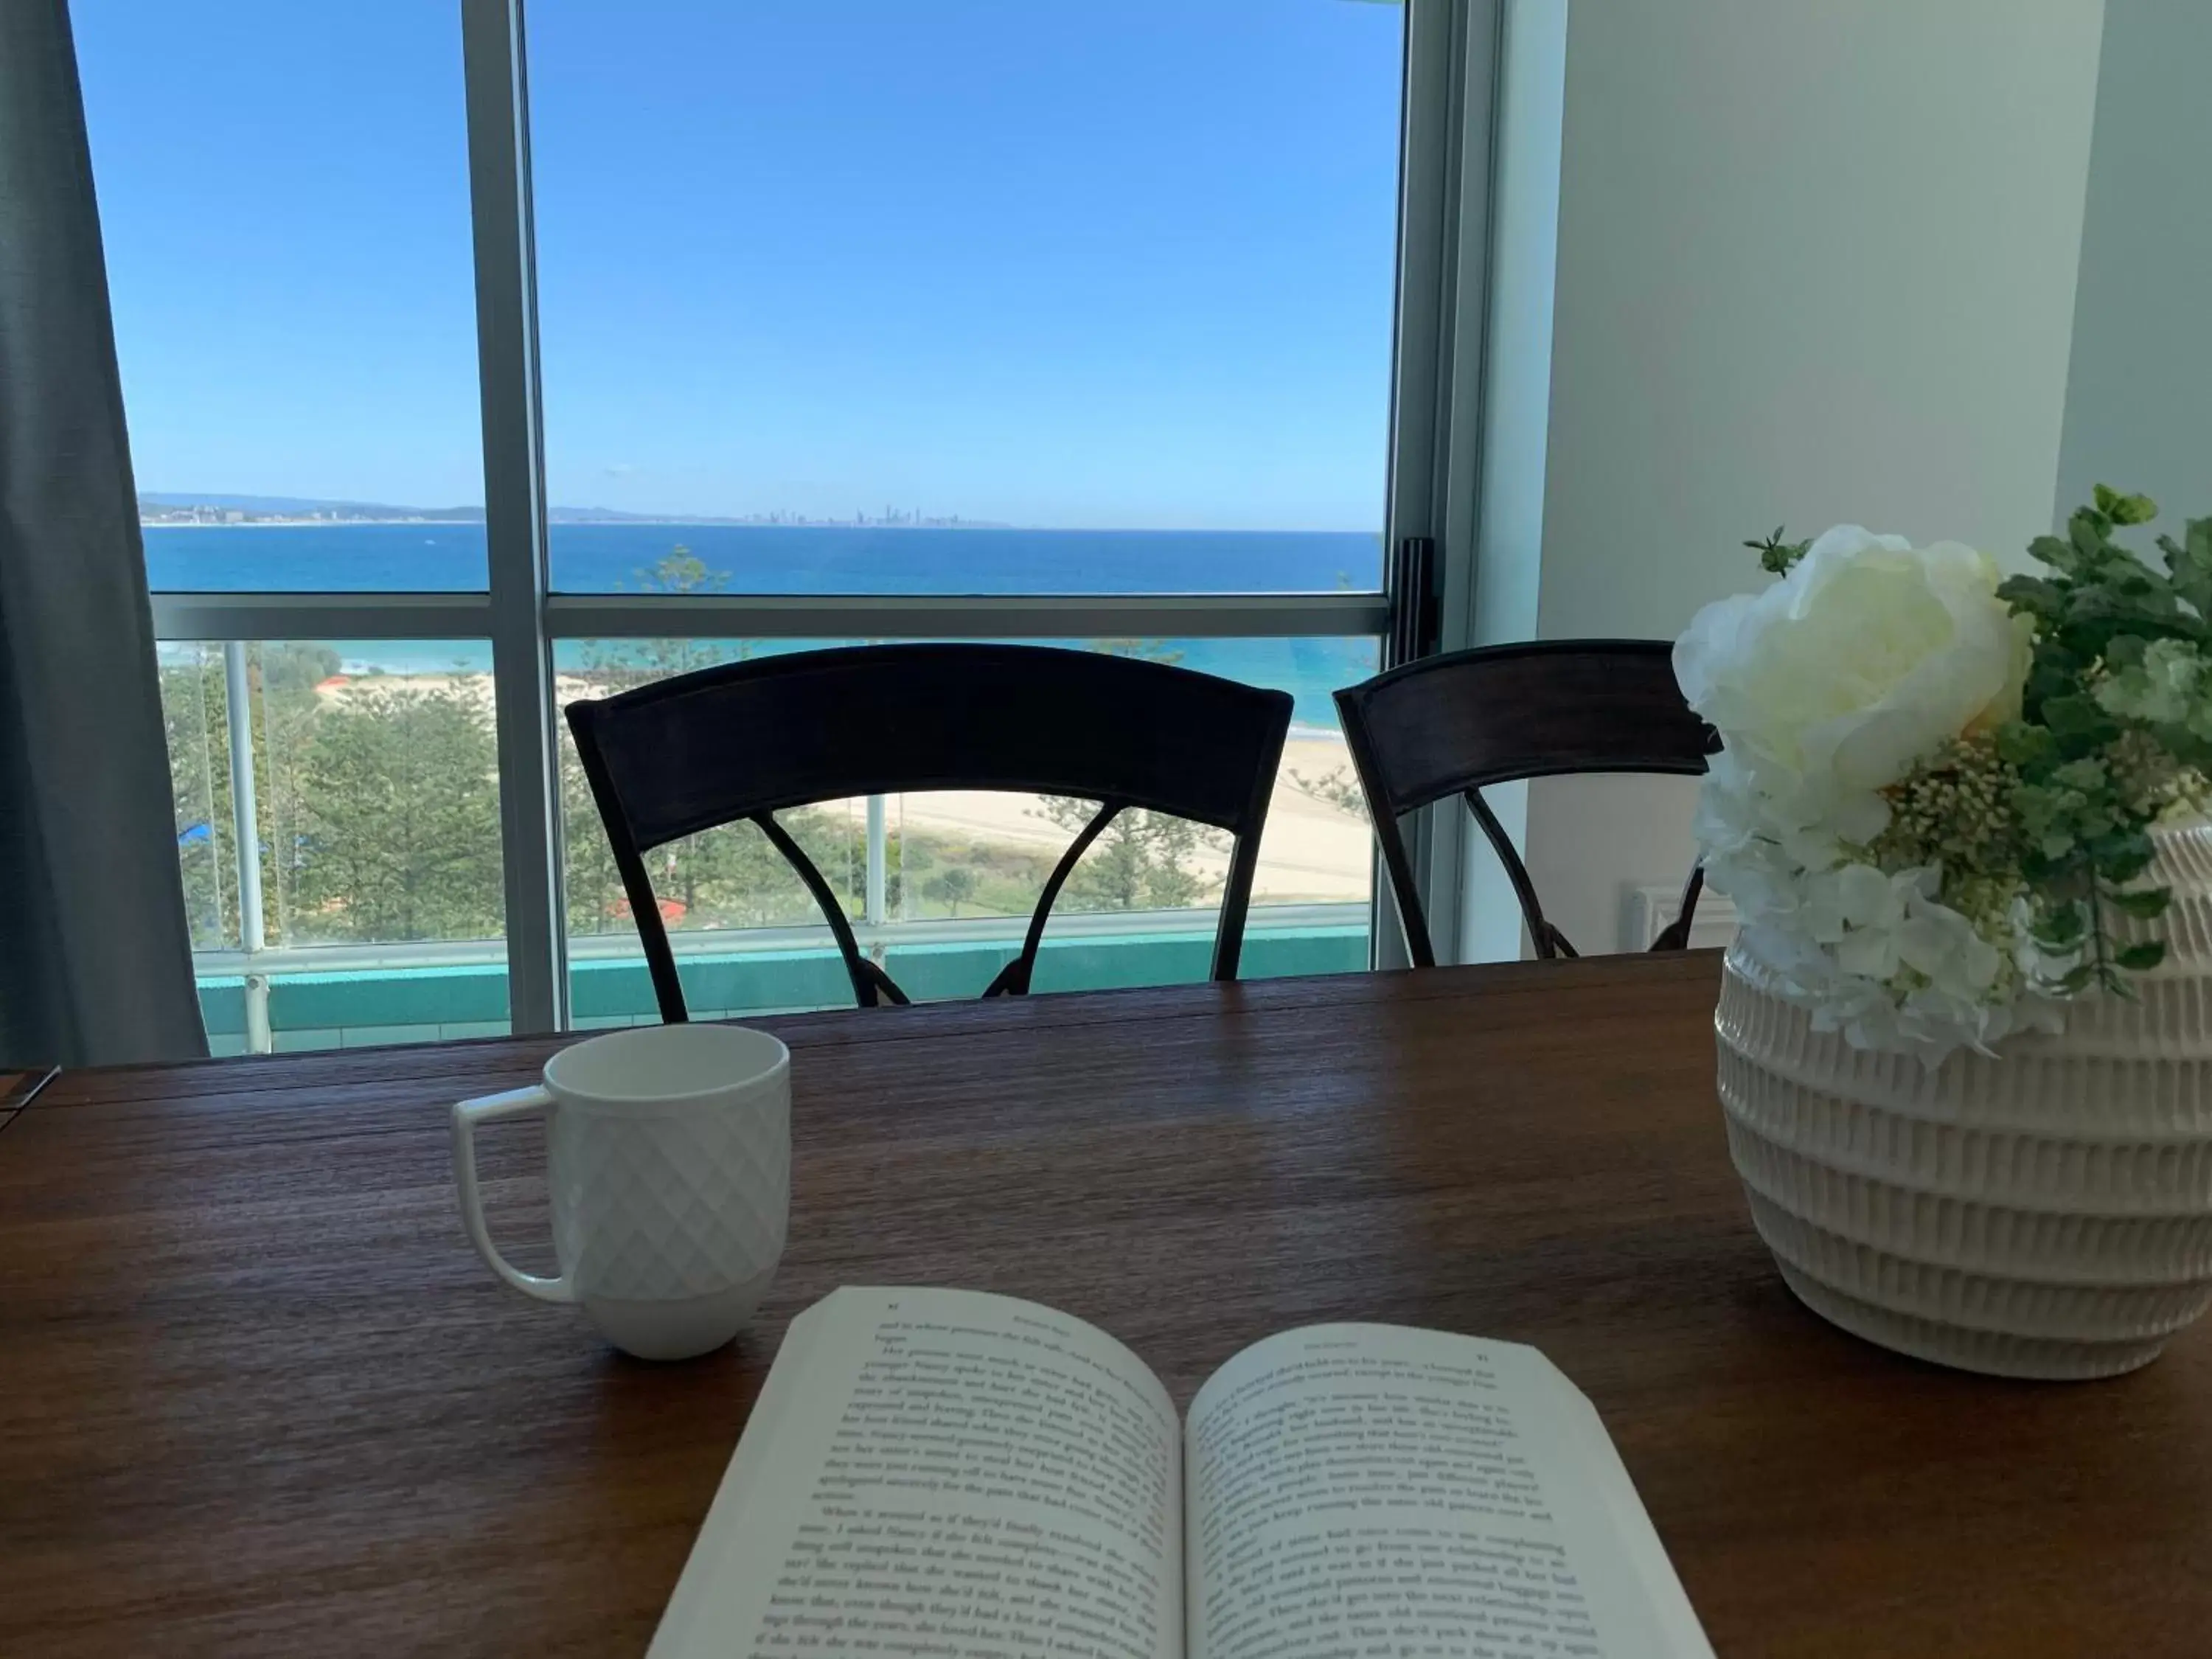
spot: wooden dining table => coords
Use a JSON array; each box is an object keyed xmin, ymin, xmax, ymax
[{"xmin": 3, "ymin": 950, "xmax": 2208, "ymax": 1657}]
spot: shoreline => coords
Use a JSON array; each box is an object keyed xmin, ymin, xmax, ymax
[
  {"xmin": 142, "ymin": 518, "xmax": 478, "ymax": 529},
  {"xmin": 140, "ymin": 519, "xmax": 1381, "ymax": 537}
]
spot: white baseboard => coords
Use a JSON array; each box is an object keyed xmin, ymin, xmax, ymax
[{"xmin": 1621, "ymin": 883, "xmax": 1739, "ymax": 952}]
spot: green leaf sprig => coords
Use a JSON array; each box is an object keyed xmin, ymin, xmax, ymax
[
  {"xmin": 1746, "ymin": 526, "xmax": 1812, "ymax": 577},
  {"xmin": 1994, "ymin": 486, "xmax": 2212, "ymax": 994}
]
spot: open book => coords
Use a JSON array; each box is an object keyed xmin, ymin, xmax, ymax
[{"xmin": 650, "ymin": 1287, "xmax": 1713, "ymax": 1659}]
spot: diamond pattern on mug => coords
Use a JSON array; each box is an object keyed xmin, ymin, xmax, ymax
[{"xmin": 553, "ymin": 1107, "xmax": 790, "ymax": 1301}]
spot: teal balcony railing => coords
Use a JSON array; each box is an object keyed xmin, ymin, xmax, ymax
[{"xmin": 191, "ymin": 905, "xmax": 1368, "ymax": 1055}]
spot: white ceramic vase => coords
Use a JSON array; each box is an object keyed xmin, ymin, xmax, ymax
[{"xmin": 1717, "ymin": 819, "xmax": 2212, "ymax": 1380}]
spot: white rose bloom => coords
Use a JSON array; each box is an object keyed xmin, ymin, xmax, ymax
[
  {"xmin": 1675, "ymin": 526, "xmax": 2025, "ymax": 823},
  {"xmin": 1674, "ymin": 526, "xmax": 2034, "ymax": 1062}
]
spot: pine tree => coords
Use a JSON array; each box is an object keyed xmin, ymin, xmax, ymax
[
  {"xmin": 1033, "ymin": 799, "xmax": 1220, "ymax": 911},
  {"xmin": 292, "ymin": 678, "xmax": 504, "ymax": 941}
]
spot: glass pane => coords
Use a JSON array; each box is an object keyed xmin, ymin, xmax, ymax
[
  {"xmin": 77, "ymin": 6, "xmax": 487, "ymax": 591},
  {"xmin": 554, "ymin": 638, "xmax": 1376, "ymax": 1022},
  {"xmin": 528, "ymin": 1, "xmax": 1402, "ymax": 594},
  {"xmin": 156, "ymin": 641, "xmax": 509, "ymax": 1053}
]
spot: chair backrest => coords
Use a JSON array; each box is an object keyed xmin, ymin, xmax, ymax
[
  {"xmin": 1334, "ymin": 639, "xmax": 1717, "ymax": 966},
  {"xmin": 566, "ymin": 643, "xmax": 1294, "ymax": 1018}
]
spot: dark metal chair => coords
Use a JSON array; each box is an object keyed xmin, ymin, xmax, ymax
[
  {"xmin": 1334, "ymin": 639, "xmax": 1717, "ymax": 966},
  {"xmin": 566, "ymin": 642, "xmax": 1293, "ymax": 1020}
]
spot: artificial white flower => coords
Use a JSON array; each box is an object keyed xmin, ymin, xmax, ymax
[
  {"xmin": 1677, "ymin": 525, "xmax": 2035, "ymax": 1062},
  {"xmin": 1675, "ymin": 526, "xmax": 2028, "ymax": 837}
]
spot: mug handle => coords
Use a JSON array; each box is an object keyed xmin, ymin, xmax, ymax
[{"xmin": 451, "ymin": 1085, "xmax": 577, "ymax": 1304}]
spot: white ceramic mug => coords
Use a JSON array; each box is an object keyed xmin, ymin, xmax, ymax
[{"xmin": 452, "ymin": 1023, "xmax": 790, "ymax": 1360}]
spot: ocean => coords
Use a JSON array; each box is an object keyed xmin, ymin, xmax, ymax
[
  {"xmin": 142, "ymin": 521, "xmax": 1384, "ymax": 595},
  {"xmin": 146, "ymin": 522, "xmax": 1383, "ymax": 728}
]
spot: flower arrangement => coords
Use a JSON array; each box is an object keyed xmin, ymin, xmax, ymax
[{"xmin": 1677, "ymin": 487, "xmax": 2212, "ymax": 1060}]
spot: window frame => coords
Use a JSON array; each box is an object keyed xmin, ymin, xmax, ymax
[{"xmin": 145, "ymin": 0, "xmax": 1502, "ymax": 1034}]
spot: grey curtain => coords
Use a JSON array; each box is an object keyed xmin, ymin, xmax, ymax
[{"xmin": 0, "ymin": 0, "xmax": 207, "ymax": 1066}]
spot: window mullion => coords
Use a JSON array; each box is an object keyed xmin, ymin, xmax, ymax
[
  {"xmin": 462, "ymin": 0, "xmax": 566, "ymax": 1033},
  {"xmin": 1374, "ymin": 0, "xmax": 1506, "ymax": 970}
]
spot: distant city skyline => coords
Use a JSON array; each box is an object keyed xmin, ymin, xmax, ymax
[
  {"xmin": 77, "ymin": 1, "xmax": 1404, "ymax": 534},
  {"xmin": 137, "ymin": 491, "xmax": 1009, "ymax": 530}
]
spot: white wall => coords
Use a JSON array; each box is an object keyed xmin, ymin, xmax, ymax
[
  {"xmin": 1492, "ymin": 0, "xmax": 2107, "ymax": 959},
  {"xmin": 2054, "ymin": 0, "xmax": 2212, "ymax": 538}
]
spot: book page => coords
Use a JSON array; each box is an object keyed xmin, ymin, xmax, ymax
[
  {"xmin": 1184, "ymin": 1325, "xmax": 1712, "ymax": 1659},
  {"xmin": 650, "ymin": 1287, "xmax": 1183, "ymax": 1659}
]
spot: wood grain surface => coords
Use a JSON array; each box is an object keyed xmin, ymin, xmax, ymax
[{"xmin": 3, "ymin": 953, "xmax": 2208, "ymax": 1657}]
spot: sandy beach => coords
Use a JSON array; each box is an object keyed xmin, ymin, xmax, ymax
[{"xmin": 873, "ymin": 731, "xmax": 1369, "ymax": 902}]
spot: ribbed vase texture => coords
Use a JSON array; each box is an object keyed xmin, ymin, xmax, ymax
[{"xmin": 1717, "ymin": 821, "xmax": 2212, "ymax": 1379}]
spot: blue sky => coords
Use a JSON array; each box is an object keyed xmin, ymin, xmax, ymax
[{"xmin": 76, "ymin": 1, "xmax": 1403, "ymax": 531}]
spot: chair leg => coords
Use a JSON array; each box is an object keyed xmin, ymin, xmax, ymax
[{"xmin": 1649, "ymin": 865, "xmax": 1706, "ymax": 951}]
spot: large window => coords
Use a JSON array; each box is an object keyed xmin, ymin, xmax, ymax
[
  {"xmin": 83, "ymin": 1, "xmax": 1470, "ymax": 1052},
  {"xmin": 78, "ymin": 3, "xmax": 487, "ymax": 591},
  {"xmin": 527, "ymin": 0, "xmax": 1402, "ymax": 594}
]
